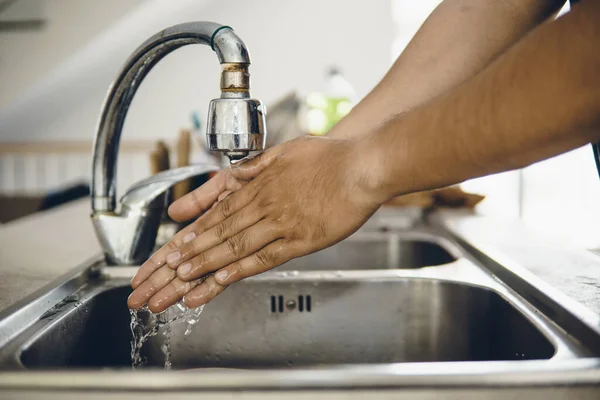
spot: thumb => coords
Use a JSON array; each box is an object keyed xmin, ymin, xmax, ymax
[{"xmin": 231, "ymin": 145, "xmax": 282, "ymax": 180}]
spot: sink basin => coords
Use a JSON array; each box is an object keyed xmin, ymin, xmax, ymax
[
  {"xmin": 18, "ymin": 276, "xmax": 554, "ymax": 369},
  {"xmin": 278, "ymin": 230, "xmax": 458, "ymax": 271}
]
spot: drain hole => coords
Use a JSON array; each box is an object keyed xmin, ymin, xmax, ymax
[{"xmin": 270, "ymin": 295, "xmax": 311, "ymax": 312}]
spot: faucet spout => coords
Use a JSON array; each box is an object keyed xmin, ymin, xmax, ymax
[
  {"xmin": 90, "ymin": 22, "xmax": 266, "ymax": 265},
  {"xmin": 91, "ymin": 21, "xmax": 265, "ymax": 214}
]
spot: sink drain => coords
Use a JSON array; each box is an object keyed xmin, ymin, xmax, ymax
[{"xmin": 271, "ymin": 295, "xmax": 311, "ymax": 313}]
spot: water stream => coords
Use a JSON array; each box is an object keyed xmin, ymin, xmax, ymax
[{"xmin": 130, "ymin": 302, "xmax": 205, "ymax": 369}]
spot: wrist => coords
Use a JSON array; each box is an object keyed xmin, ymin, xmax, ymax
[
  {"xmin": 345, "ymin": 129, "xmax": 401, "ymax": 206},
  {"xmin": 350, "ymin": 116, "xmax": 424, "ymax": 205}
]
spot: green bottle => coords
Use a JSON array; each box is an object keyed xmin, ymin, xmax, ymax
[{"xmin": 305, "ymin": 67, "xmax": 356, "ymax": 136}]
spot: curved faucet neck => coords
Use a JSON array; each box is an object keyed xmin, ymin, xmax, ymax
[{"xmin": 91, "ymin": 22, "xmax": 250, "ymax": 214}]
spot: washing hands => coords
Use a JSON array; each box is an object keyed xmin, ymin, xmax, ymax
[{"xmin": 128, "ymin": 136, "xmax": 381, "ymax": 313}]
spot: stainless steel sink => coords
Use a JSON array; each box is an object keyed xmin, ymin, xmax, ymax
[
  {"xmin": 16, "ymin": 275, "xmax": 555, "ymax": 369},
  {"xmin": 1, "ymin": 223, "xmax": 600, "ymax": 394},
  {"xmin": 0, "ymin": 256, "xmax": 593, "ymax": 371}
]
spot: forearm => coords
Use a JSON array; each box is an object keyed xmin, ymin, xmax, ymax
[
  {"xmin": 360, "ymin": 1, "xmax": 600, "ymax": 202},
  {"xmin": 329, "ymin": 0, "xmax": 566, "ymax": 140}
]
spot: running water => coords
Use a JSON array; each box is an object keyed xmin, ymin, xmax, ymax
[
  {"xmin": 130, "ymin": 302, "xmax": 205, "ymax": 369},
  {"xmin": 161, "ymin": 324, "xmax": 173, "ymax": 370}
]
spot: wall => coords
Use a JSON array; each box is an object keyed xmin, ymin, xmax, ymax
[
  {"xmin": 0, "ymin": 0, "xmax": 394, "ymax": 142},
  {"xmin": 0, "ymin": 0, "xmax": 144, "ymax": 107}
]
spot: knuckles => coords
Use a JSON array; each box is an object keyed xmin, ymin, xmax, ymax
[
  {"xmin": 213, "ymin": 222, "xmax": 228, "ymax": 244},
  {"xmin": 218, "ymin": 197, "xmax": 233, "ymax": 219},
  {"xmin": 224, "ymin": 234, "xmax": 245, "ymax": 257},
  {"xmin": 253, "ymin": 249, "xmax": 272, "ymax": 268}
]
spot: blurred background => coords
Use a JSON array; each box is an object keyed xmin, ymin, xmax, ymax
[{"xmin": 1, "ymin": 0, "xmax": 598, "ymax": 249}]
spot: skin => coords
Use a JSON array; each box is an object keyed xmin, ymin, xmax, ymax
[{"xmin": 128, "ymin": 0, "xmax": 600, "ymax": 313}]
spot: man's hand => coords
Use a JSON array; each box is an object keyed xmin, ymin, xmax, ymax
[
  {"xmin": 127, "ymin": 167, "xmax": 249, "ymax": 312},
  {"xmin": 128, "ymin": 136, "xmax": 380, "ymax": 312}
]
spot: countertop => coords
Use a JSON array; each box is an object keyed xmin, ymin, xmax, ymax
[
  {"xmin": 432, "ymin": 210, "xmax": 600, "ymax": 315},
  {"xmin": 0, "ymin": 199, "xmax": 100, "ymax": 312},
  {"xmin": 1, "ymin": 199, "xmax": 599, "ymax": 316}
]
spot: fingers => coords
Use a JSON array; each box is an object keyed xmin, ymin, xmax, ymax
[
  {"xmin": 216, "ymin": 190, "xmax": 233, "ymax": 203},
  {"xmin": 130, "ymin": 174, "xmax": 258, "ymax": 304},
  {"xmin": 183, "ymin": 240, "xmax": 292, "ymax": 308},
  {"xmin": 214, "ymin": 240, "xmax": 291, "ymax": 286},
  {"xmin": 230, "ymin": 146, "xmax": 282, "ymax": 181},
  {"xmin": 166, "ymin": 205, "xmax": 263, "ymax": 270},
  {"xmin": 183, "ymin": 274, "xmax": 228, "ymax": 308},
  {"xmin": 130, "ymin": 253, "xmax": 167, "ymax": 290},
  {"xmin": 129, "ymin": 144, "xmax": 289, "ymax": 310},
  {"xmin": 131, "ymin": 184, "xmax": 257, "ymax": 290},
  {"xmin": 168, "ymin": 169, "xmax": 242, "ymax": 222},
  {"xmin": 146, "ymin": 277, "xmax": 203, "ymax": 313},
  {"xmin": 128, "ymin": 265, "xmax": 177, "ymax": 309},
  {"xmin": 130, "ymin": 222, "xmax": 199, "ymax": 289},
  {"xmin": 176, "ymin": 220, "xmax": 282, "ymax": 282},
  {"xmin": 183, "ymin": 183, "xmax": 259, "ymax": 242}
]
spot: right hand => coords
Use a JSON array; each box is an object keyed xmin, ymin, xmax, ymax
[{"xmin": 127, "ymin": 167, "xmax": 247, "ymax": 312}]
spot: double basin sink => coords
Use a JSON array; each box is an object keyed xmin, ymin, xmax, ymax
[{"xmin": 1, "ymin": 212, "xmax": 600, "ymax": 391}]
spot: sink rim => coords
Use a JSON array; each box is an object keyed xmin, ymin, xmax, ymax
[{"xmin": 0, "ymin": 358, "xmax": 599, "ymax": 390}]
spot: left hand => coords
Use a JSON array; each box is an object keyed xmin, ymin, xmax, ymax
[{"xmin": 128, "ymin": 135, "xmax": 381, "ymax": 312}]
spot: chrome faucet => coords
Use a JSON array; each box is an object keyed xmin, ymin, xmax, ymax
[{"xmin": 90, "ymin": 22, "xmax": 267, "ymax": 265}]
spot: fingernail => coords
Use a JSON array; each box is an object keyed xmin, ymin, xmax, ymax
[
  {"xmin": 215, "ymin": 269, "xmax": 228, "ymax": 282},
  {"xmin": 148, "ymin": 297, "xmax": 166, "ymax": 313},
  {"xmin": 183, "ymin": 232, "xmax": 196, "ymax": 244},
  {"xmin": 127, "ymin": 293, "xmax": 139, "ymax": 308},
  {"xmin": 178, "ymin": 262, "xmax": 192, "ymax": 277},
  {"xmin": 130, "ymin": 272, "xmax": 142, "ymax": 288},
  {"xmin": 166, "ymin": 251, "xmax": 181, "ymax": 265}
]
